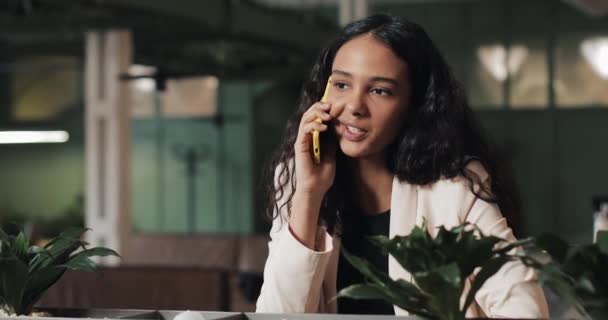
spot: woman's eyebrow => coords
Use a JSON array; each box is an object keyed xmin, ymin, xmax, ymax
[
  {"xmin": 331, "ymin": 69, "xmax": 352, "ymax": 77},
  {"xmin": 369, "ymin": 76, "xmax": 399, "ymax": 86},
  {"xmin": 331, "ymin": 69, "xmax": 399, "ymax": 86}
]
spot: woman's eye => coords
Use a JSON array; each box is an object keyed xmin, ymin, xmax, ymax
[
  {"xmin": 371, "ymin": 88, "xmax": 392, "ymax": 96},
  {"xmin": 334, "ymin": 82, "xmax": 349, "ymax": 90}
]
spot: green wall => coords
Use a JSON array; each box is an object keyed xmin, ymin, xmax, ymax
[
  {"xmin": 0, "ymin": 55, "xmax": 84, "ymax": 224},
  {"xmin": 131, "ymin": 81, "xmax": 257, "ymax": 234},
  {"xmin": 0, "ymin": 142, "xmax": 84, "ymax": 221},
  {"xmin": 478, "ymin": 109, "xmax": 608, "ymax": 243},
  {"xmin": 0, "ymin": 80, "xmax": 260, "ymax": 234}
]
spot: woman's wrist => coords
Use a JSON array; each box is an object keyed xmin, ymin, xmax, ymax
[
  {"xmin": 289, "ymin": 191, "xmax": 324, "ymax": 249},
  {"xmin": 293, "ymin": 190, "xmax": 325, "ymax": 207}
]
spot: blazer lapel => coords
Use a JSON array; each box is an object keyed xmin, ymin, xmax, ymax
[
  {"xmin": 324, "ymin": 176, "xmax": 419, "ymax": 315},
  {"xmin": 323, "ymin": 235, "xmax": 341, "ymax": 313},
  {"xmin": 389, "ymin": 176, "xmax": 418, "ymax": 315}
]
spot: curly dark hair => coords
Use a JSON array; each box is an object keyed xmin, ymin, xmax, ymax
[{"xmin": 262, "ymin": 13, "xmax": 521, "ymax": 236}]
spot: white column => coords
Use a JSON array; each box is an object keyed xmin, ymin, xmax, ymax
[
  {"xmin": 353, "ymin": 0, "xmax": 369, "ymax": 22},
  {"xmin": 84, "ymin": 30, "xmax": 132, "ymax": 265},
  {"xmin": 339, "ymin": 0, "xmax": 369, "ymax": 26}
]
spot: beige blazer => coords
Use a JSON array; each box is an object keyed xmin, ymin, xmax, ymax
[{"xmin": 256, "ymin": 162, "xmax": 549, "ymax": 318}]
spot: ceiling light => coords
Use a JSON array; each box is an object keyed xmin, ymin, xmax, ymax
[
  {"xmin": 581, "ymin": 36, "xmax": 608, "ymax": 79},
  {"xmin": 0, "ymin": 131, "xmax": 69, "ymax": 144},
  {"xmin": 477, "ymin": 45, "xmax": 529, "ymax": 82},
  {"xmin": 129, "ymin": 64, "xmax": 157, "ymax": 93},
  {"xmin": 134, "ymin": 78, "xmax": 156, "ymax": 93}
]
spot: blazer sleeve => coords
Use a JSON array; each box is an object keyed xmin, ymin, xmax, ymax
[
  {"xmin": 255, "ymin": 163, "xmax": 334, "ymax": 313},
  {"xmin": 462, "ymin": 163, "xmax": 550, "ymax": 318}
]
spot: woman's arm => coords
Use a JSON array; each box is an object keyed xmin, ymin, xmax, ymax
[
  {"xmin": 462, "ymin": 165, "xmax": 550, "ymax": 318},
  {"xmin": 465, "ymin": 196, "xmax": 549, "ymax": 318},
  {"xmin": 289, "ymin": 192, "xmax": 325, "ymax": 250},
  {"xmin": 255, "ymin": 165, "xmax": 334, "ymax": 313}
]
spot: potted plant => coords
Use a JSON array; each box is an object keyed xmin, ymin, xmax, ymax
[
  {"xmin": 526, "ymin": 231, "xmax": 608, "ymax": 320},
  {"xmin": 338, "ymin": 221, "xmax": 608, "ymax": 320},
  {"xmin": 0, "ymin": 226, "xmax": 119, "ymax": 317},
  {"xmin": 337, "ymin": 223, "xmax": 532, "ymax": 320}
]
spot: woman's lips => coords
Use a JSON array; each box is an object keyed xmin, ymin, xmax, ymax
[{"xmin": 337, "ymin": 122, "xmax": 368, "ymax": 141}]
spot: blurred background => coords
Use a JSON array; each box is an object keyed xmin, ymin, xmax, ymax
[{"xmin": 0, "ymin": 0, "xmax": 607, "ymax": 314}]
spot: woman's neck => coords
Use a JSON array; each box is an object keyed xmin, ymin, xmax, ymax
[{"xmin": 346, "ymin": 153, "xmax": 393, "ymax": 215}]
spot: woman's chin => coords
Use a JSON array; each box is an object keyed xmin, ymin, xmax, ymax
[{"xmin": 338, "ymin": 141, "xmax": 370, "ymax": 158}]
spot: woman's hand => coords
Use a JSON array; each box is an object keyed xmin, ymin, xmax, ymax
[
  {"xmin": 289, "ymin": 102, "xmax": 337, "ymax": 249},
  {"xmin": 293, "ymin": 102, "xmax": 337, "ymax": 199}
]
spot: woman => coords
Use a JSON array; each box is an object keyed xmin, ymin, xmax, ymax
[{"xmin": 256, "ymin": 13, "xmax": 549, "ymax": 317}]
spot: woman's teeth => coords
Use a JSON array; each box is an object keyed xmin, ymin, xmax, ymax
[
  {"xmin": 347, "ymin": 125, "xmax": 362, "ymax": 133},
  {"xmin": 341, "ymin": 123, "xmax": 367, "ymax": 141}
]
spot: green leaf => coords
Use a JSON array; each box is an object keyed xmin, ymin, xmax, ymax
[
  {"xmin": 596, "ymin": 231, "xmax": 608, "ymax": 255},
  {"xmin": 493, "ymin": 237, "xmax": 533, "ymax": 256},
  {"xmin": 414, "ymin": 263, "xmax": 463, "ymax": 320},
  {"xmin": 0, "ymin": 227, "xmax": 8, "ymax": 242},
  {"xmin": 30, "ymin": 233, "xmax": 84, "ymax": 272},
  {"xmin": 575, "ymin": 276, "xmax": 596, "ymax": 294},
  {"xmin": 44, "ymin": 230, "xmax": 86, "ymax": 252},
  {"xmin": 59, "ymin": 256, "xmax": 97, "ymax": 271},
  {"xmin": 369, "ymin": 227, "xmax": 439, "ymax": 274},
  {"xmin": 27, "ymin": 245, "xmax": 45, "ymax": 255},
  {"xmin": 435, "ymin": 225, "xmax": 458, "ymax": 247},
  {"xmin": 340, "ymin": 246, "xmax": 432, "ymax": 318},
  {"xmin": 414, "ymin": 263, "xmax": 462, "ymax": 292},
  {"xmin": 72, "ymin": 247, "xmax": 120, "ymax": 260},
  {"xmin": 337, "ymin": 283, "xmax": 389, "ymax": 300},
  {"xmin": 0, "ymin": 256, "xmax": 28, "ymax": 315},
  {"xmin": 57, "ymin": 246, "xmax": 118, "ymax": 272},
  {"xmin": 21, "ymin": 266, "xmax": 66, "ymax": 315},
  {"xmin": 535, "ymin": 233, "xmax": 570, "ymax": 263},
  {"xmin": 456, "ymin": 234, "xmax": 501, "ymax": 278},
  {"xmin": 462, "ymin": 255, "xmax": 511, "ymax": 313},
  {"xmin": 341, "ymin": 246, "xmax": 394, "ymax": 286},
  {"xmin": 393, "ymin": 278, "xmax": 426, "ymax": 297},
  {"xmin": 337, "ymin": 284, "xmax": 436, "ymax": 319},
  {"xmin": 42, "ymin": 228, "xmax": 87, "ymax": 249},
  {"xmin": 537, "ymin": 262, "xmax": 589, "ymax": 318},
  {"xmin": 27, "ymin": 248, "xmax": 55, "ymax": 274},
  {"xmin": 13, "ymin": 232, "xmax": 29, "ymax": 262},
  {"xmin": 367, "ymin": 235, "xmax": 393, "ymax": 254}
]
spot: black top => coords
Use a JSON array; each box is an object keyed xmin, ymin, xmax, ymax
[{"xmin": 336, "ymin": 209, "xmax": 394, "ymax": 315}]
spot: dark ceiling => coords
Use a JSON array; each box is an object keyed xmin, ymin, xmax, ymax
[{"xmin": 0, "ymin": 0, "xmax": 339, "ymax": 79}]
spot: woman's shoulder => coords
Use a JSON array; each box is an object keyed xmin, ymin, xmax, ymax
[
  {"xmin": 413, "ymin": 161, "xmax": 491, "ymax": 212},
  {"xmin": 409, "ymin": 160, "xmax": 495, "ymax": 226},
  {"xmin": 417, "ymin": 160, "xmax": 490, "ymax": 195}
]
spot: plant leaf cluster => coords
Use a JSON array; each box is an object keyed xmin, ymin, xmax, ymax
[{"xmin": 0, "ymin": 227, "xmax": 119, "ymax": 315}]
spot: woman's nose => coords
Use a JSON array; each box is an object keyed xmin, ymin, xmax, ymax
[{"xmin": 343, "ymin": 91, "xmax": 367, "ymax": 117}]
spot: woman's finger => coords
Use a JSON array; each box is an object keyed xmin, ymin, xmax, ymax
[
  {"xmin": 301, "ymin": 103, "xmax": 331, "ymax": 124},
  {"xmin": 304, "ymin": 121, "xmax": 328, "ymax": 135},
  {"xmin": 294, "ymin": 122, "xmax": 328, "ymax": 152}
]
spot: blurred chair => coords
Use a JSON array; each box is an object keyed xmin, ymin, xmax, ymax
[
  {"xmin": 37, "ymin": 267, "xmax": 228, "ymax": 311},
  {"xmin": 36, "ymin": 234, "xmax": 270, "ymax": 312}
]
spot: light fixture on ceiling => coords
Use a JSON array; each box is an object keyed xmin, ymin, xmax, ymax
[
  {"xmin": 477, "ymin": 45, "xmax": 529, "ymax": 82},
  {"xmin": 134, "ymin": 78, "xmax": 156, "ymax": 93},
  {"xmin": 581, "ymin": 36, "xmax": 608, "ymax": 80},
  {"xmin": 128, "ymin": 64, "xmax": 157, "ymax": 93},
  {"xmin": 0, "ymin": 130, "xmax": 69, "ymax": 144}
]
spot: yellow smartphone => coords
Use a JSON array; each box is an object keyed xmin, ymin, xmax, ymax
[{"xmin": 313, "ymin": 76, "xmax": 332, "ymax": 164}]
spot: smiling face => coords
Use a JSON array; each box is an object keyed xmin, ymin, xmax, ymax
[{"xmin": 330, "ymin": 33, "xmax": 411, "ymax": 162}]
